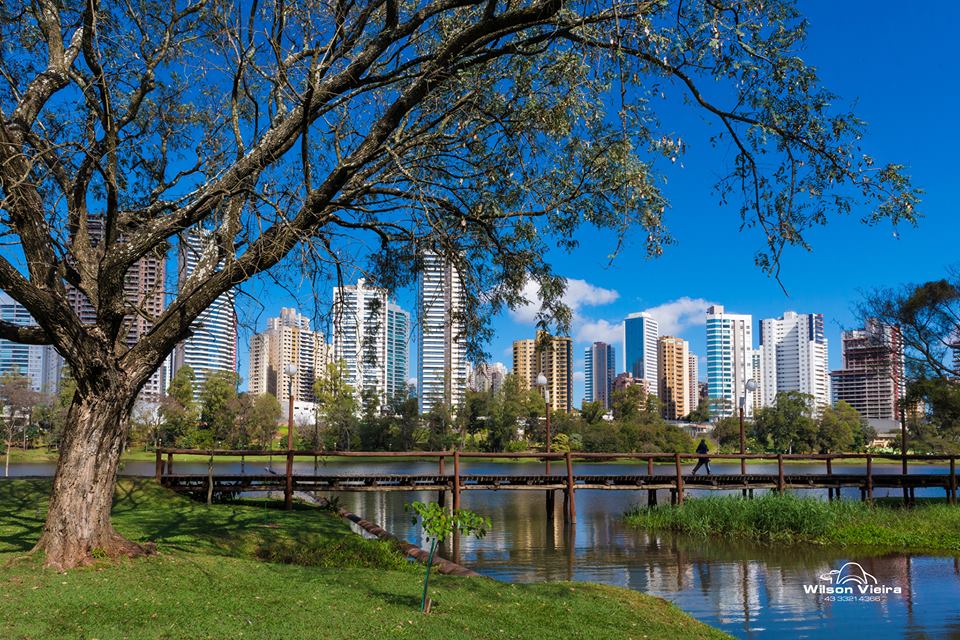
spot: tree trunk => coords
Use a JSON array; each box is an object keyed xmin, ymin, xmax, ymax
[{"xmin": 33, "ymin": 385, "xmax": 154, "ymax": 570}]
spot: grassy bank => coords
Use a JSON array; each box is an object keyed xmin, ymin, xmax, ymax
[
  {"xmin": 625, "ymin": 494, "xmax": 960, "ymax": 551},
  {"xmin": 0, "ymin": 480, "xmax": 729, "ymax": 639}
]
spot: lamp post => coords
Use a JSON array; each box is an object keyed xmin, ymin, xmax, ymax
[
  {"xmin": 739, "ymin": 379, "xmax": 757, "ymax": 477},
  {"xmin": 536, "ymin": 373, "xmax": 554, "ymax": 518},
  {"xmin": 284, "ymin": 363, "xmax": 298, "ymax": 509}
]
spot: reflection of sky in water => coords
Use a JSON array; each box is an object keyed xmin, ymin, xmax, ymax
[{"xmin": 13, "ymin": 458, "xmax": 960, "ymax": 639}]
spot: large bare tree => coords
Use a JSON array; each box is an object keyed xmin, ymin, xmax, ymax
[{"xmin": 0, "ymin": 0, "xmax": 917, "ymax": 568}]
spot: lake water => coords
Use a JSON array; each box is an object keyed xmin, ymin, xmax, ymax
[{"xmin": 8, "ymin": 458, "xmax": 960, "ymax": 639}]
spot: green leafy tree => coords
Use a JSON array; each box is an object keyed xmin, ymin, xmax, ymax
[
  {"xmin": 406, "ymin": 501, "xmax": 489, "ymax": 613},
  {"xmin": 611, "ymin": 385, "xmax": 645, "ymax": 421},
  {"xmin": 752, "ymin": 392, "xmax": 818, "ymax": 453},
  {"xmin": 817, "ymin": 401, "xmax": 864, "ymax": 453},
  {"xmin": 684, "ymin": 398, "xmax": 712, "ymax": 423},
  {"xmin": 159, "ymin": 365, "xmax": 198, "ymax": 447},
  {"xmin": 243, "ymin": 393, "xmax": 283, "ymax": 449},
  {"xmin": 314, "ymin": 361, "xmax": 359, "ymax": 451},
  {"xmin": 386, "ymin": 397, "xmax": 422, "ymax": 451},
  {"xmin": 712, "ymin": 417, "xmax": 743, "ymax": 451},
  {"xmin": 484, "ymin": 374, "xmax": 523, "ymax": 452},
  {"xmin": 462, "ymin": 389, "xmax": 494, "ymax": 449},
  {"xmin": 580, "ymin": 401, "xmax": 607, "ymax": 426},
  {"xmin": 198, "ymin": 371, "xmax": 240, "ymax": 448},
  {"xmin": 902, "ymin": 378, "xmax": 960, "ymax": 453}
]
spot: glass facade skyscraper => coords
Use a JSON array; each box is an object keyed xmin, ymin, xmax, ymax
[
  {"xmin": 173, "ymin": 231, "xmax": 238, "ymax": 398},
  {"xmin": 0, "ymin": 292, "xmax": 61, "ymax": 393},
  {"xmin": 706, "ymin": 305, "xmax": 759, "ymax": 419},
  {"xmin": 624, "ymin": 312, "xmax": 659, "ymax": 396},
  {"xmin": 584, "ymin": 342, "xmax": 615, "ymax": 409}
]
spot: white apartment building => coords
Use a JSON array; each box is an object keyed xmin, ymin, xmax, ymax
[
  {"xmin": 418, "ymin": 251, "xmax": 467, "ymax": 414},
  {"xmin": 332, "ymin": 278, "xmax": 410, "ymax": 410},
  {"xmin": 759, "ymin": 311, "xmax": 830, "ymax": 410}
]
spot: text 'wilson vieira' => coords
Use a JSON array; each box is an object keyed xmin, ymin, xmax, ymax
[{"xmin": 803, "ymin": 585, "xmax": 903, "ymax": 595}]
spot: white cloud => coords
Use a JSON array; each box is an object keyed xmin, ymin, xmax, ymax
[
  {"xmin": 640, "ymin": 297, "xmax": 719, "ymax": 336},
  {"xmin": 509, "ymin": 277, "xmax": 619, "ymax": 325},
  {"xmin": 575, "ymin": 318, "xmax": 624, "ymax": 345},
  {"xmin": 572, "ymin": 371, "xmax": 585, "ymax": 383}
]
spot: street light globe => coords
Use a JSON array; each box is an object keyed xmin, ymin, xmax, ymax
[
  {"xmin": 536, "ymin": 373, "xmax": 548, "ymax": 387},
  {"xmin": 745, "ymin": 379, "xmax": 758, "ymax": 393},
  {"xmin": 284, "ymin": 363, "xmax": 298, "ymax": 377}
]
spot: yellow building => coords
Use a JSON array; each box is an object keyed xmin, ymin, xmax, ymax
[
  {"xmin": 512, "ymin": 338, "xmax": 537, "ymax": 391},
  {"xmin": 513, "ymin": 331, "xmax": 572, "ymax": 412},
  {"xmin": 658, "ymin": 336, "xmax": 690, "ymax": 420}
]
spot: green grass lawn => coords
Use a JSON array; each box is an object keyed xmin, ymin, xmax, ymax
[
  {"xmin": 0, "ymin": 480, "xmax": 730, "ymax": 640},
  {"xmin": 625, "ymin": 493, "xmax": 960, "ymax": 552}
]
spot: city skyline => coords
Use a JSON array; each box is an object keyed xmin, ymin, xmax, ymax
[{"xmin": 1, "ymin": 3, "xmax": 953, "ymax": 411}]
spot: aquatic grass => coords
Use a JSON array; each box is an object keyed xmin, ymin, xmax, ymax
[{"xmin": 625, "ymin": 494, "xmax": 960, "ymax": 551}]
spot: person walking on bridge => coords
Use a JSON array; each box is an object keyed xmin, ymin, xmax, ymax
[{"xmin": 691, "ymin": 439, "xmax": 711, "ymax": 476}]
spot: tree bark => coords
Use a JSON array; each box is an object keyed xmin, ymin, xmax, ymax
[{"xmin": 33, "ymin": 384, "xmax": 154, "ymax": 569}]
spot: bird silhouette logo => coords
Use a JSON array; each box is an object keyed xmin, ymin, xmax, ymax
[{"xmin": 819, "ymin": 562, "xmax": 878, "ymax": 586}]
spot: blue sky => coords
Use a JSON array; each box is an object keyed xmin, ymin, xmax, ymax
[{"xmin": 233, "ymin": 2, "xmax": 958, "ymax": 404}]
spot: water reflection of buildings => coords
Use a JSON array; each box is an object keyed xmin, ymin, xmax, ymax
[{"xmin": 313, "ymin": 462, "xmax": 960, "ymax": 639}]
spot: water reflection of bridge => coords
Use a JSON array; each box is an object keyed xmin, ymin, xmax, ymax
[{"xmin": 156, "ymin": 449, "xmax": 959, "ymax": 522}]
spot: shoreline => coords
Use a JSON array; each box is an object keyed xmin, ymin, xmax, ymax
[{"xmin": 0, "ymin": 478, "xmax": 731, "ymax": 640}]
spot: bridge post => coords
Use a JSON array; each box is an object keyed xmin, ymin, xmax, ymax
[
  {"xmin": 565, "ymin": 451, "xmax": 576, "ymax": 524},
  {"xmin": 776, "ymin": 454, "xmax": 784, "ymax": 494},
  {"xmin": 674, "ymin": 453, "xmax": 684, "ymax": 505},
  {"xmin": 438, "ymin": 456, "xmax": 446, "ymax": 507},
  {"xmin": 866, "ymin": 455, "xmax": 873, "ymax": 502},
  {"xmin": 167, "ymin": 452, "xmax": 173, "ymax": 476},
  {"xmin": 155, "ymin": 449, "xmax": 162, "ymax": 483},
  {"xmin": 951, "ymin": 457, "xmax": 957, "ymax": 505},
  {"xmin": 453, "ymin": 450, "xmax": 461, "ymax": 510},
  {"xmin": 647, "ymin": 457, "xmax": 657, "ymax": 506},
  {"xmin": 826, "ymin": 458, "xmax": 833, "ymax": 501}
]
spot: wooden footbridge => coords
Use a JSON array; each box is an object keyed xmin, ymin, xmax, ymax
[{"xmin": 156, "ymin": 449, "xmax": 959, "ymax": 523}]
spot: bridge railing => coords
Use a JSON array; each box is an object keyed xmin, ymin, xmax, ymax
[{"xmin": 154, "ymin": 448, "xmax": 958, "ymax": 512}]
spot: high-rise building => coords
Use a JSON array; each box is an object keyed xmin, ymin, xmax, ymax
[
  {"xmin": 248, "ymin": 308, "xmax": 329, "ymax": 407},
  {"xmin": 172, "ymin": 232, "xmax": 238, "ymax": 398},
  {"xmin": 67, "ymin": 216, "xmax": 167, "ymax": 404},
  {"xmin": 467, "ymin": 362, "xmax": 508, "ymax": 394},
  {"xmin": 584, "ymin": 342, "xmax": 616, "ymax": 409},
  {"xmin": 0, "ymin": 293, "xmax": 62, "ymax": 394},
  {"xmin": 706, "ymin": 305, "xmax": 757, "ymax": 419},
  {"xmin": 625, "ymin": 312, "xmax": 659, "ymax": 395},
  {"xmin": 537, "ymin": 332, "xmax": 573, "ymax": 413},
  {"xmin": 513, "ymin": 331, "xmax": 572, "ymax": 412},
  {"xmin": 658, "ymin": 336, "xmax": 691, "ymax": 420},
  {"xmin": 512, "ymin": 339, "xmax": 537, "ymax": 391},
  {"xmin": 830, "ymin": 320, "xmax": 905, "ymax": 431},
  {"xmin": 332, "ymin": 278, "xmax": 409, "ymax": 409},
  {"xmin": 688, "ymin": 354, "xmax": 699, "ymax": 415},
  {"xmin": 418, "ymin": 252, "xmax": 467, "ymax": 414},
  {"xmin": 759, "ymin": 311, "xmax": 830, "ymax": 410}
]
